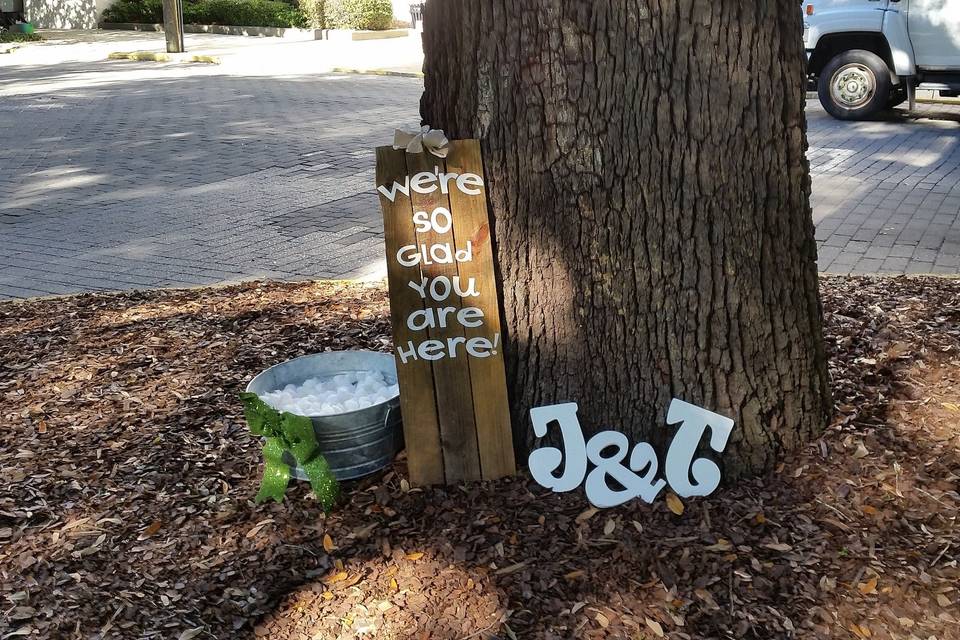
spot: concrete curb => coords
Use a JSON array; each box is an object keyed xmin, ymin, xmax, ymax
[
  {"xmin": 806, "ymin": 89, "xmax": 959, "ymax": 105},
  {"xmin": 332, "ymin": 66, "xmax": 422, "ymax": 78},
  {"xmin": 0, "ymin": 277, "xmax": 387, "ymax": 303},
  {"xmin": 917, "ymin": 97, "xmax": 960, "ymax": 105},
  {"xmin": 107, "ymin": 50, "xmax": 221, "ymax": 64},
  {"xmin": 100, "ymin": 22, "xmax": 322, "ymax": 40},
  {"xmin": 331, "ymin": 29, "xmax": 409, "ymax": 41}
]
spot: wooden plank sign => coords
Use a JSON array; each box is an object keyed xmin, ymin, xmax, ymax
[{"xmin": 375, "ymin": 139, "xmax": 516, "ymax": 486}]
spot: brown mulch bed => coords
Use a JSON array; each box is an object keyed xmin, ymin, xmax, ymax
[{"xmin": 1, "ymin": 277, "xmax": 958, "ymax": 640}]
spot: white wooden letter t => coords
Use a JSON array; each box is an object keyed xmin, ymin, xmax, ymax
[{"xmin": 663, "ymin": 399, "xmax": 735, "ymax": 498}]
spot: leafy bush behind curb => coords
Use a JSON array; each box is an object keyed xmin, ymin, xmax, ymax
[
  {"xmin": 102, "ymin": 0, "xmax": 307, "ymax": 28},
  {"xmin": 185, "ymin": 0, "xmax": 306, "ymax": 28},
  {"xmin": 297, "ymin": 0, "xmax": 326, "ymax": 28},
  {"xmin": 327, "ymin": 0, "xmax": 392, "ymax": 30},
  {"xmin": 102, "ymin": 0, "xmax": 164, "ymax": 23},
  {"xmin": 0, "ymin": 31, "xmax": 43, "ymax": 43}
]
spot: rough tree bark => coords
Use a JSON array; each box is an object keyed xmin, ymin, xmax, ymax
[
  {"xmin": 162, "ymin": 0, "xmax": 184, "ymax": 54},
  {"xmin": 420, "ymin": 0, "xmax": 832, "ymax": 478}
]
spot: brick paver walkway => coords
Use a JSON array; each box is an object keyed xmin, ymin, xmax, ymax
[
  {"xmin": 809, "ymin": 100, "xmax": 960, "ymax": 275},
  {"xmin": 1, "ymin": 55, "xmax": 958, "ymax": 299},
  {"xmin": 0, "ymin": 60, "xmax": 421, "ymax": 299}
]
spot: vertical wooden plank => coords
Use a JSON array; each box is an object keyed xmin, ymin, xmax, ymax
[
  {"xmin": 375, "ymin": 146, "xmax": 444, "ymax": 486},
  {"xmin": 406, "ymin": 151, "xmax": 483, "ymax": 482},
  {"xmin": 377, "ymin": 139, "xmax": 515, "ymax": 486},
  {"xmin": 444, "ymin": 140, "xmax": 517, "ymax": 480}
]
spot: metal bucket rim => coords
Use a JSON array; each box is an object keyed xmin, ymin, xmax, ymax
[{"xmin": 245, "ymin": 350, "xmax": 400, "ymax": 419}]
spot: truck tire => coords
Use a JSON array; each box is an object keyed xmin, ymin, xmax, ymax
[{"xmin": 818, "ymin": 50, "xmax": 892, "ymax": 120}]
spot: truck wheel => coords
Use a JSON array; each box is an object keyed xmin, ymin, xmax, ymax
[{"xmin": 818, "ymin": 50, "xmax": 892, "ymax": 120}]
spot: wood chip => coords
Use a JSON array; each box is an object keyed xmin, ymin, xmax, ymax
[{"xmin": 2, "ymin": 277, "xmax": 957, "ymax": 639}]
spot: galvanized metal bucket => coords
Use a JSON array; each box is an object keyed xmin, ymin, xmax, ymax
[{"xmin": 245, "ymin": 351, "xmax": 402, "ymax": 481}]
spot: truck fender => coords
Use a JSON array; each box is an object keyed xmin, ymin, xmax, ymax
[
  {"xmin": 882, "ymin": 8, "xmax": 916, "ymax": 76},
  {"xmin": 805, "ymin": 5, "xmax": 884, "ymax": 51}
]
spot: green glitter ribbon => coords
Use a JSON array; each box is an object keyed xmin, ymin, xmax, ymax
[{"xmin": 240, "ymin": 392, "xmax": 340, "ymax": 511}]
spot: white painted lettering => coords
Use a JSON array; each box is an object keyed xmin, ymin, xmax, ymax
[
  {"xmin": 406, "ymin": 309, "xmax": 433, "ymax": 332},
  {"xmin": 453, "ymin": 276, "xmax": 479, "ymax": 297},
  {"xmin": 455, "ymin": 241, "xmax": 473, "ymax": 262},
  {"xmin": 412, "ymin": 210, "xmax": 431, "ymax": 233},
  {"xmin": 527, "ymin": 399, "xmax": 735, "ymax": 509},
  {"xmin": 456, "ymin": 172, "xmax": 484, "ymax": 195},
  {"xmin": 376, "ymin": 176, "xmax": 411, "ymax": 202},
  {"xmin": 438, "ymin": 171, "xmax": 459, "ymax": 194},
  {"xmin": 584, "ymin": 431, "xmax": 666, "ymax": 508},
  {"xmin": 431, "ymin": 207, "xmax": 452, "ymax": 233},
  {"xmin": 446, "ymin": 336, "xmax": 466, "ymax": 358},
  {"xmin": 407, "ymin": 278, "xmax": 428, "ymax": 298},
  {"xmin": 396, "ymin": 341, "xmax": 418, "ymax": 364},
  {"xmin": 458, "ymin": 307, "xmax": 484, "ymax": 328},
  {"xmin": 629, "ymin": 442, "xmax": 668, "ymax": 502},
  {"xmin": 396, "ymin": 245, "xmax": 420, "ymax": 267},
  {"xmin": 429, "ymin": 243, "xmax": 454, "ymax": 264},
  {"xmin": 429, "ymin": 275, "xmax": 451, "ymax": 301},
  {"xmin": 410, "ymin": 171, "xmax": 438, "ymax": 194},
  {"xmin": 528, "ymin": 403, "xmax": 588, "ymax": 492},
  {"xmin": 465, "ymin": 336, "xmax": 494, "ymax": 357},
  {"xmin": 418, "ymin": 339, "xmax": 446, "ymax": 360},
  {"xmin": 436, "ymin": 306, "xmax": 457, "ymax": 328}
]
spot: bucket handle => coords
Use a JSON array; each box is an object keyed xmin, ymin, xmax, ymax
[{"xmin": 383, "ymin": 404, "xmax": 396, "ymax": 431}]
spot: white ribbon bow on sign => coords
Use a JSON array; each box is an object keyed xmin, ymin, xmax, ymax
[{"xmin": 393, "ymin": 126, "xmax": 450, "ymax": 158}]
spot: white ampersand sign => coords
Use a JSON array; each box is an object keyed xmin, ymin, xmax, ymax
[
  {"xmin": 584, "ymin": 430, "xmax": 668, "ymax": 508},
  {"xmin": 527, "ymin": 398, "xmax": 735, "ymax": 509}
]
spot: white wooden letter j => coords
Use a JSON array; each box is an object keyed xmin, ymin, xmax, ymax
[{"xmin": 528, "ymin": 403, "xmax": 589, "ymax": 493}]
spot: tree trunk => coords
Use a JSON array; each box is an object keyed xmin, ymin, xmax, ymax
[
  {"xmin": 162, "ymin": 0, "xmax": 184, "ymax": 54},
  {"xmin": 420, "ymin": 0, "xmax": 832, "ymax": 478}
]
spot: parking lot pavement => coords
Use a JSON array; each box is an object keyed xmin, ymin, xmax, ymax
[
  {"xmin": 1, "ymin": 49, "xmax": 958, "ymax": 300},
  {"xmin": 4, "ymin": 29, "xmax": 425, "ymax": 74},
  {"xmin": 0, "ymin": 58, "xmax": 422, "ymax": 300},
  {"xmin": 808, "ymin": 99, "xmax": 960, "ymax": 275}
]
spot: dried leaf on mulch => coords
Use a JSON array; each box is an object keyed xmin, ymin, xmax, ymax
[{"xmin": 1, "ymin": 276, "xmax": 958, "ymax": 639}]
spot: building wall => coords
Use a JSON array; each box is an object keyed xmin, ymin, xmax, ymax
[
  {"xmin": 24, "ymin": 0, "xmax": 113, "ymax": 29},
  {"xmin": 391, "ymin": 0, "xmax": 411, "ymax": 25}
]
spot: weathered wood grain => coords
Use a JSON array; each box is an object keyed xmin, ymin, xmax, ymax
[
  {"xmin": 405, "ymin": 150, "xmax": 483, "ymax": 482},
  {"xmin": 375, "ymin": 146, "xmax": 444, "ymax": 486},
  {"xmin": 444, "ymin": 140, "xmax": 516, "ymax": 480}
]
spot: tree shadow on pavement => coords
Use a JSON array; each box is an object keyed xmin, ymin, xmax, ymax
[{"xmin": 0, "ymin": 62, "xmax": 419, "ymax": 296}]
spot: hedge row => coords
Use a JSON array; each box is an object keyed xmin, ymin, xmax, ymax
[
  {"xmin": 101, "ymin": 0, "xmax": 393, "ymax": 30},
  {"xmin": 102, "ymin": 0, "xmax": 301, "ymax": 28},
  {"xmin": 326, "ymin": 0, "xmax": 392, "ymax": 30}
]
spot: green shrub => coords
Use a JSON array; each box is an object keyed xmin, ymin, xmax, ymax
[
  {"xmin": 327, "ymin": 0, "xmax": 392, "ymax": 30},
  {"xmin": 101, "ymin": 0, "xmax": 164, "ymax": 23},
  {"xmin": 102, "ymin": 0, "xmax": 306, "ymax": 28},
  {"xmin": 0, "ymin": 31, "xmax": 43, "ymax": 43},
  {"xmin": 297, "ymin": 0, "xmax": 326, "ymax": 28},
  {"xmin": 184, "ymin": 0, "xmax": 306, "ymax": 27}
]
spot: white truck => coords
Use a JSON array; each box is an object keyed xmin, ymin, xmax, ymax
[{"xmin": 804, "ymin": 0, "xmax": 960, "ymax": 119}]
